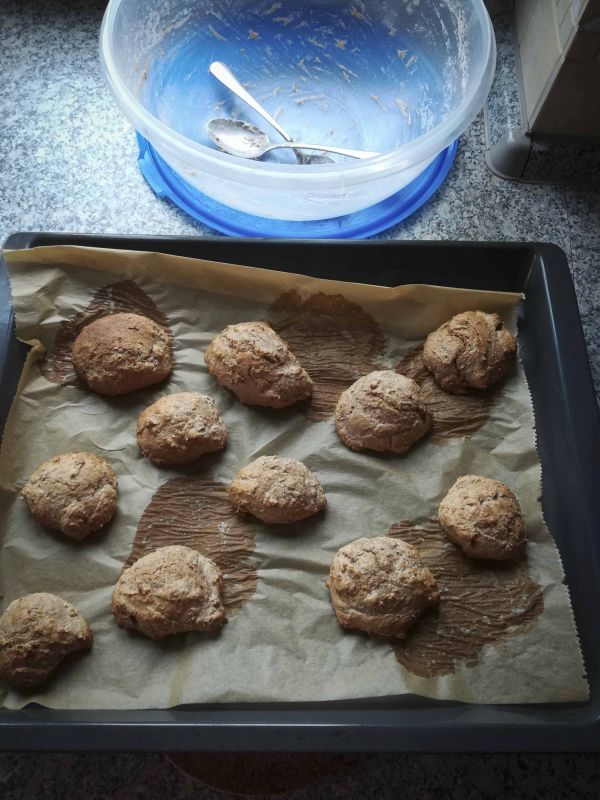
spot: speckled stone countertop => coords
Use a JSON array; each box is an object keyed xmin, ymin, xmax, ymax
[{"xmin": 1, "ymin": 0, "xmax": 600, "ymax": 797}]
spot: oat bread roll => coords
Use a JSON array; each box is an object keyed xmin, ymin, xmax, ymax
[
  {"xmin": 137, "ymin": 392, "xmax": 227, "ymax": 466},
  {"xmin": 423, "ymin": 311, "xmax": 517, "ymax": 395},
  {"xmin": 229, "ymin": 455, "xmax": 326, "ymax": 524},
  {"xmin": 438, "ymin": 475, "xmax": 526, "ymax": 561},
  {"xmin": 0, "ymin": 593, "xmax": 92, "ymax": 687},
  {"xmin": 112, "ymin": 545, "xmax": 225, "ymax": 640},
  {"xmin": 71, "ymin": 312, "xmax": 172, "ymax": 396},
  {"xmin": 204, "ymin": 321, "xmax": 312, "ymax": 408},
  {"xmin": 327, "ymin": 537, "xmax": 439, "ymax": 638},
  {"xmin": 22, "ymin": 451, "xmax": 117, "ymax": 539},
  {"xmin": 335, "ymin": 370, "xmax": 432, "ymax": 454}
]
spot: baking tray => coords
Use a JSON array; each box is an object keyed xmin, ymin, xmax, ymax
[{"xmin": 0, "ymin": 232, "xmax": 599, "ymax": 753}]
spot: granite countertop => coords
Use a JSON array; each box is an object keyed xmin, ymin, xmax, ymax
[{"xmin": 1, "ymin": 0, "xmax": 600, "ymax": 797}]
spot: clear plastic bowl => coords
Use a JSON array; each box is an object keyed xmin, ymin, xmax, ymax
[{"xmin": 100, "ymin": 0, "xmax": 495, "ymax": 221}]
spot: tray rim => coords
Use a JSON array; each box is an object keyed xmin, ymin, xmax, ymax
[{"xmin": 0, "ymin": 232, "xmax": 599, "ymax": 753}]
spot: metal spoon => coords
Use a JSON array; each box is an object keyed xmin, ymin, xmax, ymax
[
  {"xmin": 206, "ymin": 119, "xmax": 379, "ymax": 160},
  {"xmin": 208, "ymin": 61, "xmax": 334, "ymax": 165}
]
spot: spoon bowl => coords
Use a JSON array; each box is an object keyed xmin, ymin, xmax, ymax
[
  {"xmin": 207, "ymin": 119, "xmax": 270, "ymax": 159},
  {"xmin": 208, "ymin": 61, "xmax": 334, "ymax": 165},
  {"xmin": 206, "ymin": 119, "xmax": 380, "ymax": 161}
]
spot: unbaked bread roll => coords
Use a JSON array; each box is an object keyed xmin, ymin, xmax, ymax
[
  {"xmin": 335, "ymin": 370, "xmax": 432, "ymax": 453},
  {"xmin": 112, "ymin": 545, "xmax": 225, "ymax": 639},
  {"xmin": 327, "ymin": 537, "xmax": 439, "ymax": 638},
  {"xmin": 137, "ymin": 392, "xmax": 227, "ymax": 465},
  {"xmin": 228, "ymin": 455, "xmax": 326, "ymax": 524},
  {"xmin": 0, "ymin": 593, "xmax": 92, "ymax": 687},
  {"xmin": 204, "ymin": 321, "xmax": 312, "ymax": 408},
  {"xmin": 438, "ymin": 475, "xmax": 526, "ymax": 561},
  {"xmin": 21, "ymin": 452, "xmax": 117, "ymax": 539},
  {"xmin": 71, "ymin": 312, "xmax": 172, "ymax": 395},
  {"xmin": 423, "ymin": 311, "xmax": 517, "ymax": 394}
]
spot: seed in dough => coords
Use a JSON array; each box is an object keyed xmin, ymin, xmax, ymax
[
  {"xmin": 438, "ymin": 475, "xmax": 526, "ymax": 561},
  {"xmin": 71, "ymin": 312, "xmax": 172, "ymax": 396},
  {"xmin": 112, "ymin": 545, "xmax": 225, "ymax": 640},
  {"xmin": 335, "ymin": 370, "xmax": 432, "ymax": 454},
  {"xmin": 204, "ymin": 321, "xmax": 313, "ymax": 408},
  {"xmin": 423, "ymin": 311, "xmax": 517, "ymax": 395},
  {"xmin": 0, "ymin": 593, "xmax": 93, "ymax": 688},
  {"xmin": 21, "ymin": 451, "xmax": 118, "ymax": 539},
  {"xmin": 327, "ymin": 537, "xmax": 439, "ymax": 638},
  {"xmin": 228, "ymin": 456, "xmax": 326, "ymax": 524},
  {"xmin": 137, "ymin": 392, "xmax": 227, "ymax": 466}
]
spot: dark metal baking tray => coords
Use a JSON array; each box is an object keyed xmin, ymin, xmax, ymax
[{"xmin": 0, "ymin": 232, "xmax": 599, "ymax": 753}]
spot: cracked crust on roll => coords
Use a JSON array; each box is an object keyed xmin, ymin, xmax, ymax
[
  {"xmin": 335, "ymin": 370, "xmax": 432, "ymax": 454},
  {"xmin": 112, "ymin": 545, "xmax": 225, "ymax": 640},
  {"xmin": 71, "ymin": 312, "xmax": 172, "ymax": 396},
  {"xmin": 327, "ymin": 537, "xmax": 439, "ymax": 639},
  {"xmin": 204, "ymin": 321, "xmax": 313, "ymax": 408},
  {"xmin": 422, "ymin": 311, "xmax": 517, "ymax": 395},
  {"xmin": 137, "ymin": 392, "xmax": 227, "ymax": 465},
  {"xmin": 228, "ymin": 456, "xmax": 326, "ymax": 524},
  {"xmin": 21, "ymin": 451, "xmax": 118, "ymax": 539},
  {"xmin": 0, "ymin": 593, "xmax": 92, "ymax": 687},
  {"xmin": 438, "ymin": 475, "xmax": 526, "ymax": 561}
]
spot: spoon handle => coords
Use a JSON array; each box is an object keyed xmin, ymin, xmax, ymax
[
  {"xmin": 209, "ymin": 62, "xmax": 293, "ymax": 143},
  {"xmin": 264, "ymin": 142, "xmax": 379, "ymax": 159}
]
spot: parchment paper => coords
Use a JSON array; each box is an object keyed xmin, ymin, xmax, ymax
[{"xmin": 0, "ymin": 245, "xmax": 588, "ymax": 709}]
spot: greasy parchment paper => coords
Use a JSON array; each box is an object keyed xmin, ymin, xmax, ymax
[{"xmin": 0, "ymin": 245, "xmax": 588, "ymax": 709}]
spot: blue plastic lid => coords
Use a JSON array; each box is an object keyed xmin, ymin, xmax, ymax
[{"xmin": 137, "ymin": 133, "xmax": 457, "ymax": 239}]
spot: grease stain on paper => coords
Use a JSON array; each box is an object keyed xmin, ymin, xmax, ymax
[
  {"xmin": 268, "ymin": 290, "xmax": 385, "ymax": 420},
  {"xmin": 127, "ymin": 473, "xmax": 258, "ymax": 616},
  {"xmin": 396, "ymin": 345, "xmax": 494, "ymax": 443},
  {"xmin": 39, "ymin": 281, "xmax": 172, "ymax": 386},
  {"xmin": 388, "ymin": 518, "xmax": 543, "ymax": 677}
]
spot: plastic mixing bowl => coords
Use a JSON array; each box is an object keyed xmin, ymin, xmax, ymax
[{"xmin": 100, "ymin": 0, "xmax": 495, "ymax": 222}]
